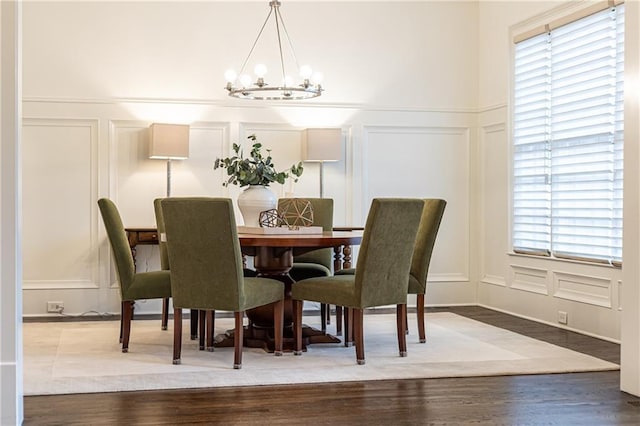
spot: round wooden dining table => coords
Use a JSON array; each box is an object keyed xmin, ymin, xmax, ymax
[{"xmin": 214, "ymin": 230, "xmax": 364, "ymax": 352}]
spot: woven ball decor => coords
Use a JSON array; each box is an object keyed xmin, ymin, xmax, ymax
[{"xmin": 258, "ymin": 209, "xmax": 283, "ymax": 228}]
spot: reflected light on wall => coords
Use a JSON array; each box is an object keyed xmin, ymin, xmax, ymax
[
  {"xmin": 274, "ymin": 107, "xmax": 356, "ymax": 128},
  {"xmin": 123, "ymin": 102, "xmax": 207, "ymax": 124}
]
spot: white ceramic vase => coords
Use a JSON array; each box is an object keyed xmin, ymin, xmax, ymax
[{"xmin": 237, "ymin": 185, "xmax": 277, "ymax": 227}]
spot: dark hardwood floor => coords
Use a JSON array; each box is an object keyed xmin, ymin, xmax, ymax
[{"xmin": 23, "ymin": 306, "xmax": 640, "ymax": 425}]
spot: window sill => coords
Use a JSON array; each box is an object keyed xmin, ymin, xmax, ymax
[{"xmin": 507, "ymin": 251, "xmax": 621, "ymax": 269}]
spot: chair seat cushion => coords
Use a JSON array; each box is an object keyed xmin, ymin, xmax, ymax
[
  {"xmin": 291, "ymin": 275, "xmax": 359, "ymax": 308},
  {"xmin": 242, "ymin": 277, "xmax": 285, "ymax": 311},
  {"xmin": 289, "ymin": 262, "xmax": 331, "ymax": 281},
  {"xmin": 336, "ymin": 268, "xmax": 423, "ymax": 295},
  {"xmin": 124, "ymin": 270, "xmax": 172, "ymax": 301}
]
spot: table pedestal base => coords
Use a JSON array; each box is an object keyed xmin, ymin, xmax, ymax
[{"xmin": 213, "ymin": 322, "xmax": 340, "ymax": 353}]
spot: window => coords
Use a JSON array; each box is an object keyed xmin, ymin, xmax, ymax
[{"xmin": 512, "ymin": 3, "xmax": 624, "ymax": 266}]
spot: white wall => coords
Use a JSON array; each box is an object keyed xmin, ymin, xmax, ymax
[
  {"xmin": 1, "ymin": 1, "xmax": 23, "ymax": 424},
  {"xmin": 476, "ymin": 0, "xmax": 625, "ymax": 343},
  {"xmin": 478, "ymin": 0, "xmax": 639, "ymax": 395},
  {"xmin": 21, "ymin": 1, "xmax": 479, "ymax": 318},
  {"xmin": 621, "ymin": 0, "xmax": 640, "ymax": 398},
  {"xmin": 19, "ymin": 0, "xmax": 632, "ymax": 351},
  {"xmin": 7, "ymin": 0, "xmax": 639, "ymax": 403}
]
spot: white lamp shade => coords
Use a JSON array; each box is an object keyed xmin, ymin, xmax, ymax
[
  {"xmin": 149, "ymin": 123, "xmax": 190, "ymax": 160},
  {"xmin": 302, "ymin": 128, "xmax": 342, "ymax": 162}
]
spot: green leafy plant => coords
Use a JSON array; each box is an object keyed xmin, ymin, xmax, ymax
[{"xmin": 214, "ymin": 134, "xmax": 304, "ymax": 188}]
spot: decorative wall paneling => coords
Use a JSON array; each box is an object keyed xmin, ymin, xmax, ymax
[
  {"xmin": 360, "ymin": 124, "xmax": 474, "ymax": 304},
  {"xmin": 552, "ymin": 272, "xmax": 612, "ymax": 309},
  {"xmin": 476, "ymin": 106, "xmax": 622, "ymax": 341},
  {"xmin": 479, "ymin": 121, "xmax": 509, "ymax": 288},
  {"xmin": 21, "ymin": 118, "xmax": 107, "ymax": 317},
  {"xmin": 510, "ymin": 264, "xmax": 549, "ymax": 295}
]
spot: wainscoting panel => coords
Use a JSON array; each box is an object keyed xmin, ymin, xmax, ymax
[
  {"xmin": 509, "ymin": 264, "xmax": 549, "ymax": 295},
  {"xmin": 362, "ymin": 125, "xmax": 470, "ymax": 283},
  {"xmin": 479, "ymin": 121, "xmax": 508, "ymax": 289},
  {"xmin": 238, "ymin": 123, "xmax": 350, "ymax": 225},
  {"xmin": 481, "ymin": 274, "xmax": 507, "ymax": 287},
  {"xmin": 112, "ymin": 120, "xmax": 229, "ymax": 228},
  {"xmin": 553, "ymin": 271, "xmax": 613, "ymax": 308},
  {"xmin": 239, "ymin": 124, "xmax": 308, "ymax": 198},
  {"xmin": 22, "ymin": 118, "xmax": 99, "ymax": 290}
]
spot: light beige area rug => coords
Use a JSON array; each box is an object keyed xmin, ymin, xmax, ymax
[{"xmin": 23, "ymin": 312, "xmax": 618, "ymax": 395}]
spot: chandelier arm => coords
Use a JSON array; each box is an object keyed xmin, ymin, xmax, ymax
[
  {"xmin": 275, "ymin": 7, "xmax": 301, "ymax": 73},
  {"xmin": 238, "ymin": 7, "xmax": 274, "ymax": 75},
  {"xmin": 273, "ymin": 5, "xmax": 287, "ymax": 85},
  {"xmin": 228, "ymin": 85, "xmax": 321, "ymax": 100}
]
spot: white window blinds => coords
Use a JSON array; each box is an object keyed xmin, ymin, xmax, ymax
[{"xmin": 512, "ymin": 3, "xmax": 624, "ymax": 265}]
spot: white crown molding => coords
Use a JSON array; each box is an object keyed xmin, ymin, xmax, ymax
[{"xmin": 22, "ymin": 95, "xmax": 483, "ymax": 115}]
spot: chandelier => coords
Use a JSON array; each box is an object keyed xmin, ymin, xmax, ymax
[{"xmin": 224, "ymin": 1, "xmax": 323, "ymax": 100}]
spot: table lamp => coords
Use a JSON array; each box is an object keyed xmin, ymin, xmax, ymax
[
  {"xmin": 302, "ymin": 128, "xmax": 342, "ymax": 198},
  {"xmin": 149, "ymin": 123, "xmax": 190, "ymax": 197}
]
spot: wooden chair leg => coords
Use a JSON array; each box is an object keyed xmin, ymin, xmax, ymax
[
  {"xmin": 336, "ymin": 306, "xmax": 343, "ymax": 336},
  {"xmin": 121, "ymin": 300, "xmax": 133, "ymax": 353},
  {"xmin": 119, "ymin": 303, "xmax": 124, "ymax": 343},
  {"xmin": 417, "ymin": 294, "xmax": 426, "ymax": 343},
  {"xmin": 344, "ymin": 307, "xmax": 353, "ymax": 347},
  {"xmin": 325, "ymin": 304, "xmax": 331, "ymax": 325},
  {"xmin": 233, "ymin": 311, "xmax": 244, "ymax": 369},
  {"xmin": 198, "ymin": 310, "xmax": 206, "ymax": 350},
  {"xmin": 173, "ymin": 308, "xmax": 182, "ymax": 364},
  {"xmin": 320, "ymin": 302, "xmax": 327, "ymax": 333},
  {"xmin": 190, "ymin": 309, "xmax": 198, "ymax": 340},
  {"xmin": 405, "ymin": 307, "xmax": 409, "ymax": 335},
  {"xmin": 273, "ymin": 299, "xmax": 284, "ymax": 356},
  {"xmin": 206, "ymin": 310, "xmax": 215, "ymax": 351},
  {"xmin": 292, "ymin": 300, "xmax": 303, "ymax": 355},
  {"xmin": 161, "ymin": 298, "xmax": 169, "ymax": 331},
  {"xmin": 397, "ymin": 304, "xmax": 407, "ymax": 357},
  {"xmin": 354, "ymin": 308, "xmax": 365, "ymax": 365}
]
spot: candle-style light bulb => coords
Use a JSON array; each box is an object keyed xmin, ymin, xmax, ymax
[
  {"xmin": 224, "ymin": 69, "xmax": 237, "ymax": 83},
  {"xmin": 254, "ymin": 64, "xmax": 267, "ymax": 78},
  {"xmin": 299, "ymin": 65, "xmax": 313, "ymax": 79}
]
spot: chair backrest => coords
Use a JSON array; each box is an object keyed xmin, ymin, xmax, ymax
[
  {"xmin": 409, "ymin": 199, "xmax": 447, "ymax": 294},
  {"xmin": 153, "ymin": 198, "xmax": 170, "ymax": 271},
  {"xmin": 278, "ymin": 198, "xmax": 334, "ymax": 270},
  {"xmin": 354, "ymin": 198, "xmax": 424, "ymax": 308},
  {"xmin": 97, "ymin": 198, "xmax": 135, "ymax": 297},
  {"xmin": 161, "ymin": 197, "xmax": 245, "ymax": 311}
]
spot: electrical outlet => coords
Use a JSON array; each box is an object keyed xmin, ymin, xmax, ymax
[
  {"xmin": 558, "ymin": 310, "xmax": 568, "ymax": 325},
  {"xmin": 47, "ymin": 301, "xmax": 64, "ymax": 313}
]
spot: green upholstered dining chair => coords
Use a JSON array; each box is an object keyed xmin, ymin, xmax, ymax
[
  {"xmin": 161, "ymin": 197, "xmax": 285, "ymax": 369},
  {"xmin": 98, "ymin": 198, "xmax": 172, "ymax": 353},
  {"xmin": 292, "ymin": 198, "xmax": 424, "ymax": 365},
  {"xmin": 278, "ymin": 198, "xmax": 335, "ymax": 332},
  {"xmin": 407, "ymin": 199, "xmax": 446, "ymax": 342},
  {"xmin": 336, "ymin": 199, "xmax": 446, "ymax": 344},
  {"xmin": 154, "ymin": 199, "xmax": 203, "ymax": 344}
]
